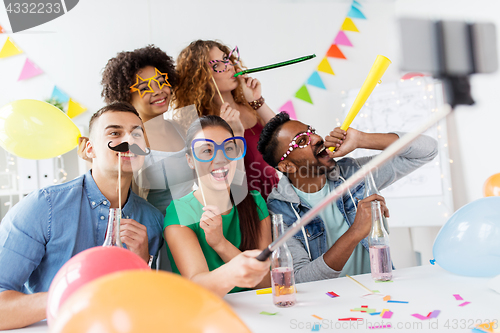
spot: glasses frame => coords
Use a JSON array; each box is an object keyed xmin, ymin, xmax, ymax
[
  {"xmin": 130, "ymin": 68, "xmax": 171, "ymax": 98},
  {"xmin": 280, "ymin": 126, "xmax": 315, "ymax": 162},
  {"xmin": 209, "ymin": 46, "xmax": 240, "ymax": 73},
  {"xmin": 191, "ymin": 136, "xmax": 247, "ymax": 162}
]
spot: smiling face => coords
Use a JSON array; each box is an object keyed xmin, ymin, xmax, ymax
[
  {"xmin": 276, "ymin": 120, "xmax": 334, "ymax": 177},
  {"xmin": 86, "ymin": 111, "xmax": 147, "ymax": 176},
  {"xmin": 187, "ymin": 125, "xmax": 239, "ymax": 192},
  {"xmin": 208, "ymin": 47, "xmax": 239, "ymax": 93},
  {"xmin": 130, "ymin": 66, "xmax": 172, "ymax": 122}
]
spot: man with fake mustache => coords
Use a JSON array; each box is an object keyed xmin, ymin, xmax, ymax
[
  {"xmin": 257, "ymin": 112, "xmax": 438, "ymax": 283},
  {"xmin": 0, "ymin": 102, "xmax": 163, "ymax": 329}
]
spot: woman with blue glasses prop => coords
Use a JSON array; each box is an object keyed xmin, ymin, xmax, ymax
[{"xmin": 163, "ymin": 115, "xmax": 272, "ymax": 297}]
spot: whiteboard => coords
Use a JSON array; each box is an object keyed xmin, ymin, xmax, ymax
[{"xmin": 343, "ymin": 77, "xmax": 454, "ymax": 227}]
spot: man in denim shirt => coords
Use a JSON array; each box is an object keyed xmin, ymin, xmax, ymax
[
  {"xmin": 257, "ymin": 112, "xmax": 437, "ymax": 283},
  {"xmin": 0, "ymin": 102, "xmax": 163, "ymax": 329}
]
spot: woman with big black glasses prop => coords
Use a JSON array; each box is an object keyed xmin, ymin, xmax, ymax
[
  {"xmin": 163, "ymin": 116, "xmax": 272, "ymax": 297},
  {"xmin": 174, "ymin": 40, "xmax": 279, "ymax": 200}
]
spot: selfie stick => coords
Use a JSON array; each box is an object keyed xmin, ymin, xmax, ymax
[{"xmin": 256, "ymin": 104, "xmax": 451, "ymax": 261}]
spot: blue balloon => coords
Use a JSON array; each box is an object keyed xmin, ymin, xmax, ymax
[{"xmin": 433, "ymin": 197, "xmax": 500, "ymax": 277}]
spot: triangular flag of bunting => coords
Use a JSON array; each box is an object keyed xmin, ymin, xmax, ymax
[
  {"xmin": 347, "ymin": 5, "xmax": 366, "ymax": 19},
  {"xmin": 307, "ymin": 72, "xmax": 326, "ymax": 89},
  {"xmin": 51, "ymin": 86, "xmax": 70, "ymax": 103},
  {"xmin": 317, "ymin": 57, "xmax": 335, "ymax": 75},
  {"xmin": 353, "ymin": 1, "xmax": 362, "ymax": 8},
  {"xmin": 0, "ymin": 24, "xmax": 5, "ymax": 33},
  {"xmin": 67, "ymin": 98, "xmax": 87, "ymax": 118},
  {"xmin": 326, "ymin": 44, "xmax": 347, "ymax": 59},
  {"xmin": 341, "ymin": 18, "xmax": 359, "ymax": 32},
  {"xmin": 295, "ymin": 85, "xmax": 313, "ymax": 104},
  {"xmin": 18, "ymin": 58, "xmax": 44, "ymax": 81},
  {"xmin": 334, "ymin": 31, "xmax": 353, "ymax": 46},
  {"xmin": 0, "ymin": 37, "xmax": 23, "ymax": 58},
  {"xmin": 279, "ymin": 100, "xmax": 297, "ymax": 119}
]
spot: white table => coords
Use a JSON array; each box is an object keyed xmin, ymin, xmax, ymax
[
  {"xmin": 224, "ymin": 265, "xmax": 500, "ymax": 333},
  {"xmin": 9, "ymin": 265, "xmax": 500, "ymax": 333}
]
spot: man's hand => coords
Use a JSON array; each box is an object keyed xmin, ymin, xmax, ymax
[
  {"xmin": 120, "ymin": 219, "xmax": 149, "ymax": 263},
  {"xmin": 350, "ymin": 194, "xmax": 390, "ymax": 240},
  {"xmin": 325, "ymin": 127, "xmax": 364, "ymax": 158}
]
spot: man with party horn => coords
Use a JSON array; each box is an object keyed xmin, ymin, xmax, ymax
[
  {"xmin": 257, "ymin": 112, "xmax": 437, "ymax": 283},
  {"xmin": 0, "ymin": 102, "xmax": 164, "ymax": 330}
]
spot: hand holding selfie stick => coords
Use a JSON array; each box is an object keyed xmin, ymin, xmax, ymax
[
  {"xmin": 256, "ymin": 104, "xmax": 452, "ymax": 261},
  {"xmin": 330, "ymin": 55, "xmax": 392, "ymax": 152}
]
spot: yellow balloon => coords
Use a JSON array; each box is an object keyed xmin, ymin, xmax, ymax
[
  {"xmin": 0, "ymin": 99, "xmax": 81, "ymax": 159},
  {"xmin": 51, "ymin": 270, "xmax": 251, "ymax": 333},
  {"xmin": 484, "ymin": 173, "xmax": 500, "ymax": 197}
]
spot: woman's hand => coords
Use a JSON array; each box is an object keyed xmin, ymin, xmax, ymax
[
  {"xmin": 227, "ymin": 250, "xmax": 270, "ymax": 288},
  {"xmin": 238, "ymin": 74, "xmax": 262, "ymax": 103},
  {"xmin": 200, "ymin": 205, "xmax": 227, "ymax": 250},
  {"xmin": 220, "ymin": 102, "xmax": 244, "ymax": 136}
]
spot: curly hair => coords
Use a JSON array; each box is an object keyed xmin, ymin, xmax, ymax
[
  {"xmin": 257, "ymin": 112, "xmax": 291, "ymax": 168},
  {"xmin": 174, "ymin": 40, "xmax": 248, "ymax": 117},
  {"xmin": 101, "ymin": 45, "xmax": 178, "ymax": 104}
]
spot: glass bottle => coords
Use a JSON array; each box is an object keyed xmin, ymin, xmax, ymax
[
  {"xmin": 270, "ymin": 214, "xmax": 296, "ymax": 308},
  {"xmin": 102, "ymin": 208, "xmax": 124, "ymax": 247},
  {"xmin": 363, "ymin": 171, "xmax": 389, "ymax": 233},
  {"xmin": 368, "ymin": 201, "xmax": 392, "ymax": 281}
]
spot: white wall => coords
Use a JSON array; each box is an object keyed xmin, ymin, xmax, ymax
[{"xmin": 1, "ymin": 0, "xmax": 499, "ymax": 268}]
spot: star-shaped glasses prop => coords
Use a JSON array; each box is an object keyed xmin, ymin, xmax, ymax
[{"xmin": 130, "ymin": 68, "xmax": 171, "ymax": 97}]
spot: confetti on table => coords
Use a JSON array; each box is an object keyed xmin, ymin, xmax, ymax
[
  {"xmin": 453, "ymin": 294, "xmax": 463, "ymax": 300},
  {"xmin": 260, "ymin": 311, "xmax": 278, "ymax": 316},
  {"xmin": 387, "ymin": 300, "xmax": 409, "ymax": 304},
  {"xmin": 382, "ymin": 311, "xmax": 393, "ymax": 319},
  {"xmin": 412, "ymin": 311, "xmax": 440, "ymax": 320},
  {"xmin": 351, "ymin": 307, "xmax": 376, "ymax": 313},
  {"xmin": 326, "ymin": 291, "xmax": 339, "ymax": 298},
  {"xmin": 474, "ymin": 322, "xmax": 497, "ymax": 333},
  {"xmin": 312, "ymin": 324, "xmax": 321, "ymax": 331},
  {"xmin": 339, "ymin": 318, "xmax": 363, "ymax": 321},
  {"xmin": 375, "ymin": 280, "xmax": 393, "ymax": 283},
  {"xmin": 370, "ymin": 312, "xmax": 382, "ymax": 316},
  {"xmin": 427, "ymin": 310, "xmax": 440, "ymax": 318},
  {"xmin": 369, "ymin": 324, "xmax": 392, "ymax": 329},
  {"xmin": 256, "ymin": 288, "xmax": 272, "ymax": 295},
  {"xmin": 383, "ymin": 295, "xmax": 391, "ymax": 301},
  {"xmin": 459, "ymin": 301, "xmax": 470, "ymax": 307},
  {"xmin": 312, "ymin": 315, "xmax": 323, "ymax": 320}
]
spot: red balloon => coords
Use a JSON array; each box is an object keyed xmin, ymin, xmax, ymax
[{"xmin": 47, "ymin": 246, "xmax": 149, "ymax": 326}]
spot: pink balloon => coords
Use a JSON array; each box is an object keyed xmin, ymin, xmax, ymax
[{"xmin": 46, "ymin": 246, "xmax": 149, "ymax": 326}]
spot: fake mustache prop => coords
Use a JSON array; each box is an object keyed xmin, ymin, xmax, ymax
[{"xmin": 107, "ymin": 142, "xmax": 150, "ymax": 155}]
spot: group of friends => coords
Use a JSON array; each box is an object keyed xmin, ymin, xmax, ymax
[{"xmin": 0, "ymin": 40, "xmax": 438, "ymax": 330}]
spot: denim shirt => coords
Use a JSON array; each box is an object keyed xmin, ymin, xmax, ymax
[
  {"xmin": 268, "ymin": 158, "xmax": 367, "ymax": 261},
  {"xmin": 0, "ymin": 170, "xmax": 164, "ymax": 294}
]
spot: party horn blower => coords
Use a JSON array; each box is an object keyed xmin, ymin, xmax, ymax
[{"xmin": 330, "ymin": 55, "xmax": 391, "ymax": 152}]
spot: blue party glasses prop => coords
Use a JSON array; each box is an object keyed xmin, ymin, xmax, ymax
[{"xmin": 192, "ymin": 136, "xmax": 247, "ymax": 162}]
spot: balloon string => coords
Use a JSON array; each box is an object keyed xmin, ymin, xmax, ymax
[{"xmin": 212, "ymin": 77, "xmax": 224, "ymax": 104}]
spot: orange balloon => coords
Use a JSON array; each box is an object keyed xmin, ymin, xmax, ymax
[
  {"xmin": 51, "ymin": 270, "xmax": 251, "ymax": 333},
  {"xmin": 484, "ymin": 173, "xmax": 500, "ymax": 197}
]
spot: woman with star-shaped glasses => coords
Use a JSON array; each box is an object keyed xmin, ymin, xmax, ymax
[{"xmin": 174, "ymin": 40, "xmax": 279, "ymax": 201}]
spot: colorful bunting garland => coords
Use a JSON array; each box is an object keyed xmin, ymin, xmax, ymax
[
  {"xmin": 1, "ymin": 36, "xmax": 88, "ymax": 117},
  {"xmin": 281, "ymin": 0, "xmax": 366, "ymax": 110},
  {"xmin": 18, "ymin": 58, "xmax": 44, "ymax": 81},
  {"xmin": 0, "ymin": 37, "xmax": 23, "ymax": 58},
  {"xmin": 0, "ymin": 24, "xmax": 5, "ymax": 33}
]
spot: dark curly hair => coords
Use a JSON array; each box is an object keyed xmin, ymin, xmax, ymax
[
  {"xmin": 257, "ymin": 112, "xmax": 291, "ymax": 168},
  {"xmin": 101, "ymin": 45, "xmax": 178, "ymax": 104}
]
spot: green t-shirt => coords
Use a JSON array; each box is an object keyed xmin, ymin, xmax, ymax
[{"xmin": 163, "ymin": 190, "xmax": 269, "ymax": 293}]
